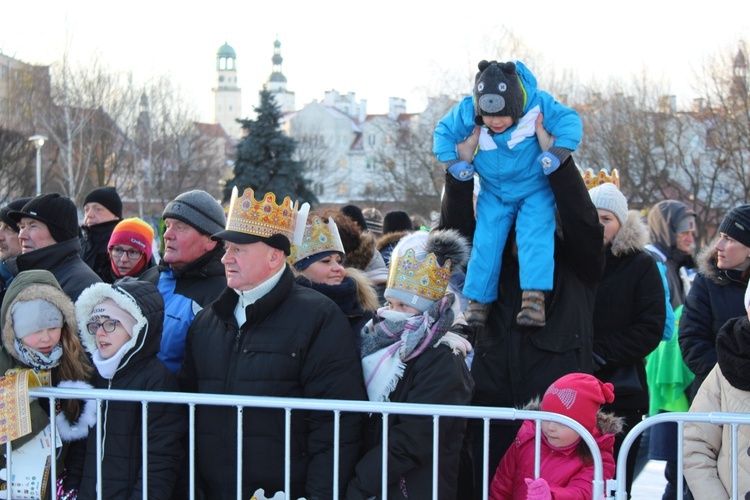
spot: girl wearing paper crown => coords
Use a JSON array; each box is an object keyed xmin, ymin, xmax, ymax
[
  {"xmin": 489, "ymin": 373, "xmax": 623, "ymax": 499},
  {"xmin": 289, "ymin": 213, "xmax": 380, "ymax": 349},
  {"xmin": 0, "ymin": 270, "xmax": 95, "ymax": 496},
  {"xmin": 346, "ymin": 229, "xmax": 475, "ymax": 500}
]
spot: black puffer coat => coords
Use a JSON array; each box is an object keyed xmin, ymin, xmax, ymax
[
  {"xmin": 679, "ymin": 244, "xmax": 749, "ymax": 399},
  {"xmin": 75, "ymin": 279, "xmax": 186, "ymax": 499},
  {"xmin": 592, "ymin": 210, "xmax": 665, "ymax": 411},
  {"xmin": 6, "ymin": 238, "xmax": 102, "ymax": 301},
  {"xmin": 439, "ymin": 156, "xmax": 605, "ymax": 409},
  {"xmin": 346, "ymin": 343, "xmax": 474, "ymax": 499},
  {"xmin": 180, "ymin": 266, "xmax": 367, "ymax": 500},
  {"xmin": 80, "ymin": 219, "xmax": 119, "ymax": 281}
]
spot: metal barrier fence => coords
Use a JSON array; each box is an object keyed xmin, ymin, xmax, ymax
[
  {"xmin": 609, "ymin": 411, "xmax": 750, "ymax": 500},
  {"xmin": 8, "ymin": 387, "xmax": 608, "ymax": 500}
]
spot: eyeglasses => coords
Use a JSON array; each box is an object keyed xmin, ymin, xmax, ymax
[
  {"xmin": 86, "ymin": 319, "xmax": 121, "ymax": 334},
  {"xmin": 110, "ymin": 247, "xmax": 143, "ymax": 260}
]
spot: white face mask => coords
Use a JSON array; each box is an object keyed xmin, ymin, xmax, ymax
[{"xmin": 377, "ymin": 307, "xmax": 415, "ymax": 322}]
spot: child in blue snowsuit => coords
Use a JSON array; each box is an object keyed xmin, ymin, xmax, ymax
[{"xmin": 434, "ymin": 60, "xmax": 582, "ymax": 327}]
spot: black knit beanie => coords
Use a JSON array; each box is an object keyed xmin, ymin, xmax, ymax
[
  {"xmin": 473, "ymin": 60, "xmax": 526, "ymax": 126},
  {"xmin": 718, "ymin": 204, "xmax": 750, "ymax": 248},
  {"xmin": 83, "ymin": 186, "xmax": 123, "ymax": 219},
  {"xmin": 8, "ymin": 193, "xmax": 79, "ymax": 243},
  {"xmin": 383, "ymin": 210, "xmax": 413, "ymax": 234},
  {"xmin": 0, "ymin": 197, "xmax": 33, "ymax": 233}
]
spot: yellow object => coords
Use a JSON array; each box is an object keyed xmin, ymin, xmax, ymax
[
  {"xmin": 579, "ymin": 167, "xmax": 620, "ymax": 190},
  {"xmin": 225, "ymin": 187, "xmax": 301, "ymax": 242},
  {"xmin": 0, "ymin": 369, "xmax": 51, "ymax": 443},
  {"xmin": 288, "ymin": 215, "xmax": 345, "ymax": 265},
  {"xmin": 386, "ymin": 247, "xmax": 452, "ymax": 303}
]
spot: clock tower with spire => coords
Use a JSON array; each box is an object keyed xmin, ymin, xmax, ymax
[{"xmin": 213, "ymin": 42, "xmax": 242, "ymax": 138}]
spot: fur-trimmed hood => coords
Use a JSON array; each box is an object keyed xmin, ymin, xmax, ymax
[
  {"xmin": 1, "ymin": 270, "xmax": 78, "ymax": 363},
  {"xmin": 346, "ymin": 267, "xmax": 381, "ymax": 311},
  {"xmin": 345, "ymin": 231, "xmax": 378, "ymax": 272},
  {"xmin": 76, "ymin": 279, "xmax": 164, "ymax": 376},
  {"xmin": 696, "ymin": 237, "xmax": 750, "ymax": 286},
  {"xmin": 610, "ymin": 210, "xmax": 649, "ymax": 258},
  {"xmin": 522, "ymin": 397, "xmax": 624, "ymax": 436},
  {"xmin": 376, "ymin": 231, "xmax": 410, "ymax": 252}
]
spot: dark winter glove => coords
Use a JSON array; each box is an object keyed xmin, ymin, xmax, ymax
[
  {"xmin": 536, "ymin": 146, "xmax": 572, "ymax": 176},
  {"xmin": 446, "ymin": 160, "xmax": 475, "ymax": 181}
]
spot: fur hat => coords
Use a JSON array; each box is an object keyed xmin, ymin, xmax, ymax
[
  {"xmin": 718, "ymin": 204, "xmax": 750, "ymax": 249},
  {"xmin": 162, "ymin": 190, "xmax": 225, "ymax": 237},
  {"xmin": 9, "ymin": 193, "xmax": 79, "ymax": 243},
  {"xmin": 83, "ymin": 186, "xmax": 123, "ymax": 219},
  {"xmin": 589, "ymin": 183, "xmax": 628, "ymax": 226},
  {"xmin": 383, "ymin": 210, "xmax": 413, "ymax": 234},
  {"xmin": 473, "ymin": 60, "xmax": 526, "ymax": 126},
  {"xmin": 0, "ymin": 197, "xmax": 33, "ymax": 233},
  {"xmin": 384, "ymin": 229, "xmax": 470, "ymax": 312},
  {"xmin": 362, "ymin": 208, "xmax": 384, "ymax": 235},
  {"xmin": 341, "ymin": 204, "xmax": 368, "ymax": 233},
  {"xmin": 542, "ymin": 373, "xmax": 615, "ymax": 433}
]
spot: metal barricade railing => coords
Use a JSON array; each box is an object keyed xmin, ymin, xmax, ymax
[
  {"xmin": 609, "ymin": 411, "xmax": 750, "ymax": 500},
  {"xmin": 15, "ymin": 387, "xmax": 606, "ymax": 500}
]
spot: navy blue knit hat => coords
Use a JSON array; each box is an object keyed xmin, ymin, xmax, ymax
[
  {"xmin": 83, "ymin": 186, "xmax": 123, "ymax": 219},
  {"xmin": 718, "ymin": 204, "xmax": 750, "ymax": 248}
]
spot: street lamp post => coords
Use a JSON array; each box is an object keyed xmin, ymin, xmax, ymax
[{"xmin": 28, "ymin": 135, "xmax": 47, "ymax": 197}]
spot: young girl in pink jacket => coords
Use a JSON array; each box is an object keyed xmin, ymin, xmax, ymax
[{"xmin": 489, "ymin": 373, "xmax": 623, "ymax": 499}]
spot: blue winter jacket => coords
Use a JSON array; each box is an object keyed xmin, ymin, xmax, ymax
[{"xmin": 433, "ymin": 61, "xmax": 582, "ymax": 202}]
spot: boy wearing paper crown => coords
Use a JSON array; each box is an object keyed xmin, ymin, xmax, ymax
[
  {"xmin": 179, "ymin": 187, "xmax": 367, "ymax": 500},
  {"xmin": 434, "ymin": 60, "xmax": 583, "ymax": 329},
  {"xmin": 346, "ymin": 229, "xmax": 475, "ymax": 500}
]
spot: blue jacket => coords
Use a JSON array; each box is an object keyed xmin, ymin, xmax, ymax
[{"xmin": 433, "ymin": 61, "xmax": 582, "ymax": 202}]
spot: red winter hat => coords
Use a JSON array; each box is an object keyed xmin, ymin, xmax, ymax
[
  {"xmin": 108, "ymin": 218, "xmax": 154, "ymax": 262},
  {"xmin": 541, "ymin": 373, "xmax": 615, "ymax": 433}
]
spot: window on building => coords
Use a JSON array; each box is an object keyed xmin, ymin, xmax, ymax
[
  {"xmin": 228, "ymin": 59, "xmax": 234, "ymax": 70},
  {"xmin": 220, "ymin": 58, "xmax": 226, "ymax": 70},
  {"xmin": 337, "ymin": 184, "xmax": 349, "ymax": 196}
]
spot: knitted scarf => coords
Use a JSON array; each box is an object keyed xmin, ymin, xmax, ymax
[
  {"xmin": 14, "ymin": 340, "xmax": 63, "ymax": 371},
  {"xmin": 297, "ymin": 276, "xmax": 364, "ymax": 317},
  {"xmin": 360, "ymin": 294, "xmax": 454, "ymax": 402},
  {"xmin": 716, "ymin": 316, "xmax": 750, "ymax": 391}
]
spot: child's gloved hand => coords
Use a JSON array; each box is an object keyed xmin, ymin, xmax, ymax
[
  {"xmin": 525, "ymin": 477, "xmax": 552, "ymax": 500},
  {"xmin": 446, "ymin": 161, "xmax": 475, "ymax": 181}
]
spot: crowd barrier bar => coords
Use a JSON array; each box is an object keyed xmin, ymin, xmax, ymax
[
  {"xmin": 610, "ymin": 411, "xmax": 750, "ymax": 500},
  {"xmin": 16, "ymin": 387, "xmax": 605, "ymax": 500}
]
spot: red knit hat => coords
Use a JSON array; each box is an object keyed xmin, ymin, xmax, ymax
[
  {"xmin": 108, "ymin": 218, "xmax": 154, "ymax": 262},
  {"xmin": 541, "ymin": 373, "xmax": 615, "ymax": 433}
]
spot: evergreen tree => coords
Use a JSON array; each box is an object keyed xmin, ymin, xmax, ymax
[{"xmin": 223, "ymin": 88, "xmax": 317, "ymax": 206}]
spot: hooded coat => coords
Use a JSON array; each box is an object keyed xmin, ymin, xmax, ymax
[
  {"xmin": 593, "ymin": 210, "xmax": 665, "ymax": 411},
  {"xmin": 489, "ymin": 401, "xmax": 623, "ymax": 500},
  {"xmin": 434, "ymin": 61, "xmax": 583, "ymax": 299},
  {"xmin": 0, "ymin": 270, "xmax": 95, "ymax": 489},
  {"xmin": 74, "ymin": 279, "xmax": 185, "ymax": 499},
  {"xmin": 645, "ymin": 201, "xmax": 696, "ymax": 309},
  {"xmin": 679, "ymin": 242, "xmax": 749, "ymax": 399},
  {"xmin": 683, "ymin": 315, "xmax": 750, "ymax": 500},
  {"xmin": 438, "ymin": 156, "xmax": 604, "ymax": 476}
]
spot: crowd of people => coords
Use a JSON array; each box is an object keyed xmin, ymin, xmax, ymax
[{"xmin": 0, "ymin": 58, "xmax": 748, "ymax": 500}]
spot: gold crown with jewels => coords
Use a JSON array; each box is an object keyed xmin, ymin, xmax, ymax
[
  {"xmin": 225, "ymin": 187, "xmax": 309, "ymax": 244},
  {"xmin": 386, "ymin": 246, "xmax": 452, "ymax": 303},
  {"xmin": 288, "ymin": 215, "xmax": 345, "ymax": 265},
  {"xmin": 579, "ymin": 168, "xmax": 620, "ymax": 190}
]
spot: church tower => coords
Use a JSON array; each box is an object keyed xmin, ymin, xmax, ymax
[
  {"xmin": 213, "ymin": 42, "xmax": 242, "ymax": 138},
  {"xmin": 265, "ymin": 38, "xmax": 295, "ymax": 113}
]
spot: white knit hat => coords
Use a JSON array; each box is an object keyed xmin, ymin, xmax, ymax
[{"xmin": 589, "ymin": 183, "xmax": 628, "ymax": 226}]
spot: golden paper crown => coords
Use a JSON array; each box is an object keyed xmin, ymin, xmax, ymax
[
  {"xmin": 288, "ymin": 215, "xmax": 345, "ymax": 265},
  {"xmin": 225, "ymin": 187, "xmax": 309, "ymax": 244},
  {"xmin": 579, "ymin": 168, "xmax": 620, "ymax": 190},
  {"xmin": 386, "ymin": 247, "xmax": 452, "ymax": 303}
]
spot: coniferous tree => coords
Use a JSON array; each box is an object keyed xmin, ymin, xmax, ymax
[{"xmin": 223, "ymin": 88, "xmax": 317, "ymax": 206}]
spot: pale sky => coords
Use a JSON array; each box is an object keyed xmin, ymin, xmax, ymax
[{"xmin": 3, "ymin": 0, "xmax": 749, "ymax": 122}]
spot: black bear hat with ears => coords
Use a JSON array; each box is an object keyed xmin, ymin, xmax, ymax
[{"xmin": 473, "ymin": 60, "xmax": 526, "ymax": 126}]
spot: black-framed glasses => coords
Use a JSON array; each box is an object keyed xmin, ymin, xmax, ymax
[
  {"xmin": 86, "ymin": 319, "xmax": 121, "ymax": 334},
  {"xmin": 110, "ymin": 247, "xmax": 143, "ymax": 260}
]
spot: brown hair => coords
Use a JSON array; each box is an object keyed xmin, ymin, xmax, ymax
[{"xmin": 53, "ymin": 323, "xmax": 94, "ymax": 423}]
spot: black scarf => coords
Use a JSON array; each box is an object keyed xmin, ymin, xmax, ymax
[
  {"xmin": 716, "ymin": 316, "xmax": 750, "ymax": 391},
  {"xmin": 294, "ymin": 276, "xmax": 364, "ymax": 317}
]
